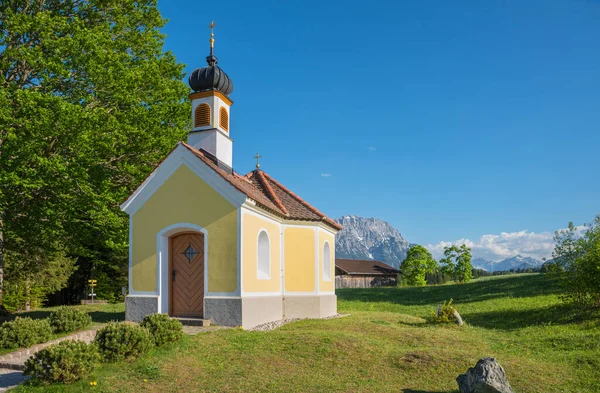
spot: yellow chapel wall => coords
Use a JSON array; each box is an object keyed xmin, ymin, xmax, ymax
[
  {"xmin": 319, "ymin": 229, "xmax": 335, "ymax": 292},
  {"xmin": 242, "ymin": 211, "xmax": 281, "ymax": 293},
  {"xmin": 131, "ymin": 164, "xmax": 238, "ymax": 293},
  {"xmin": 284, "ymin": 226, "xmax": 316, "ymax": 292}
]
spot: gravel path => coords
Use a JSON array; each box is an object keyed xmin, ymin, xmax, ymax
[{"xmin": 249, "ymin": 314, "xmax": 350, "ymax": 331}]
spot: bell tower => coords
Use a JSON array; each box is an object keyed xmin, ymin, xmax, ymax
[{"xmin": 187, "ymin": 21, "xmax": 234, "ymax": 168}]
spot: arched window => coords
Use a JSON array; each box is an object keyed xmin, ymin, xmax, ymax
[
  {"xmin": 257, "ymin": 230, "xmax": 270, "ymax": 279},
  {"xmin": 195, "ymin": 103, "xmax": 210, "ymax": 127},
  {"xmin": 323, "ymin": 241, "xmax": 331, "ymax": 281},
  {"xmin": 219, "ymin": 107, "xmax": 229, "ymax": 131}
]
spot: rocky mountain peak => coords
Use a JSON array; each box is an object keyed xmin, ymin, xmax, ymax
[{"xmin": 334, "ymin": 216, "xmax": 410, "ymax": 268}]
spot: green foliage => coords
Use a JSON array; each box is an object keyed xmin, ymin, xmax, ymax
[
  {"xmin": 439, "ymin": 244, "xmax": 473, "ymax": 283},
  {"xmin": 24, "ymin": 340, "xmax": 99, "ymax": 384},
  {"xmin": 94, "ymin": 322, "xmax": 153, "ymax": 361},
  {"xmin": 431, "ymin": 299, "xmax": 458, "ymax": 323},
  {"xmin": 140, "ymin": 313, "xmax": 183, "ymax": 346},
  {"xmin": 0, "ymin": 317, "xmax": 52, "ymax": 349},
  {"xmin": 0, "ymin": 0, "xmax": 189, "ymax": 306},
  {"xmin": 400, "ymin": 245, "xmax": 437, "ymax": 286},
  {"xmin": 2, "ymin": 251, "xmax": 76, "ymax": 312},
  {"xmin": 552, "ymin": 215, "xmax": 600, "ymax": 306},
  {"xmin": 49, "ymin": 307, "xmax": 92, "ymax": 333}
]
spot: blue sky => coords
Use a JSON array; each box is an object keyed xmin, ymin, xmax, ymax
[{"xmin": 157, "ymin": 0, "xmax": 600, "ymax": 260}]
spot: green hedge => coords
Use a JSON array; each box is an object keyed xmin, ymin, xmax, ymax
[
  {"xmin": 140, "ymin": 314, "xmax": 183, "ymax": 346},
  {"xmin": 24, "ymin": 340, "xmax": 99, "ymax": 384},
  {"xmin": 49, "ymin": 307, "xmax": 92, "ymax": 333},
  {"xmin": 0, "ymin": 317, "xmax": 53, "ymax": 349},
  {"xmin": 94, "ymin": 322, "xmax": 153, "ymax": 362}
]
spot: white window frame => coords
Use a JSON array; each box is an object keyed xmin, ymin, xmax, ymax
[{"xmin": 257, "ymin": 229, "xmax": 271, "ymax": 280}]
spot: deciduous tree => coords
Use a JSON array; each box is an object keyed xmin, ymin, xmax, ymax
[
  {"xmin": 439, "ymin": 244, "xmax": 473, "ymax": 283},
  {"xmin": 400, "ymin": 245, "xmax": 437, "ymax": 286},
  {"xmin": 0, "ymin": 0, "xmax": 189, "ymax": 307}
]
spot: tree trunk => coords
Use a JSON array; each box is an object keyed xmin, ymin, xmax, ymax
[{"xmin": 25, "ymin": 280, "xmax": 31, "ymax": 311}]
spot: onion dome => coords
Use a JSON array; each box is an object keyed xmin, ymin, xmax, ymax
[{"xmin": 188, "ymin": 22, "xmax": 234, "ymax": 96}]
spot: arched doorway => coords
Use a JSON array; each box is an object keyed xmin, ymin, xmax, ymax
[{"xmin": 169, "ymin": 232, "xmax": 205, "ymax": 317}]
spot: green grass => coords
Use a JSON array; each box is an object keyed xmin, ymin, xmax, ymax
[
  {"xmin": 0, "ymin": 303, "xmax": 125, "ymax": 356},
  {"xmin": 14, "ymin": 275, "xmax": 600, "ymax": 392}
]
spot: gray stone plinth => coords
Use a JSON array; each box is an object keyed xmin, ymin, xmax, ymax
[
  {"xmin": 125, "ymin": 295, "xmax": 159, "ymax": 322},
  {"xmin": 204, "ymin": 298, "xmax": 242, "ymax": 327}
]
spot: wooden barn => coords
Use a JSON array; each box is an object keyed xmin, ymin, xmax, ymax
[{"xmin": 334, "ymin": 259, "xmax": 399, "ymax": 289}]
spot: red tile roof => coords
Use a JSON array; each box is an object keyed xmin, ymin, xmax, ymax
[
  {"xmin": 335, "ymin": 259, "xmax": 399, "ymax": 275},
  {"xmin": 181, "ymin": 143, "xmax": 341, "ymax": 231}
]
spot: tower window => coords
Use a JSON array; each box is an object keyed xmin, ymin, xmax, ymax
[
  {"xmin": 195, "ymin": 103, "xmax": 210, "ymax": 127},
  {"xmin": 220, "ymin": 107, "xmax": 229, "ymax": 131}
]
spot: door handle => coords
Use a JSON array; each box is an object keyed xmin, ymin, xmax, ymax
[{"xmin": 172, "ymin": 269, "xmax": 176, "ymax": 281}]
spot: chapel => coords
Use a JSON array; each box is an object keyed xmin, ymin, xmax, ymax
[{"xmin": 120, "ymin": 25, "xmax": 341, "ymax": 329}]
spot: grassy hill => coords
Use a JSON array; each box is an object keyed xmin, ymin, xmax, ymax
[{"xmin": 15, "ymin": 274, "xmax": 600, "ymax": 392}]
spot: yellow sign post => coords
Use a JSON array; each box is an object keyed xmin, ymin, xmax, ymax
[{"xmin": 87, "ymin": 279, "xmax": 97, "ymax": 304}]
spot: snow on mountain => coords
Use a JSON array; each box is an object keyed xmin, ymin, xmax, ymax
[
  {"xmin": 334, "ymin": 216, "xmax": 410, "ymax": 268},
  {"xmin": 472, "ymin": 255, "xmax": 543, "ymax": 272}
]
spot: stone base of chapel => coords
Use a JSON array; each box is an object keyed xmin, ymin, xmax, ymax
[
  {"xmin": 125, "ymin": 295, "xmax": 159, "ymax": 322},
  {"xmin": 283, "ymin": 294, "xmax": 337, "ymax": 320}
]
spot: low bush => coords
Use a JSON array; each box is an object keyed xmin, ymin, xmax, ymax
[
  {"xmin": 94, "ymin": 322, "xmax": 153, "ymax": 361},
  {"xmin": 432, "ymin": 299, "xmax": 460, "ymax": 324},
  {"xmin": 140, "ymin": 314, "xmax": 183, "ymax": 346},
  {"xmin": 23, "ymin": 340, "xmax": 99, "ymax": 384},
  {"xmin": 49, "ymin": 307, "xmax": 92, "ymax": 333},
  {"xmin": 0, "ymin": 317, "xmax": 53, "ymax": 349}
]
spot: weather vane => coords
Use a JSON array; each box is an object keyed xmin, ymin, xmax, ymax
[{"xmin": 254, "ymin": 152, "xmax": 262, "ymax": 169}]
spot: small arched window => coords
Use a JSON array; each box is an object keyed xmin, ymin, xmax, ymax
[
  {"xmin": 219, "ymin": 107, "xmax": 229, "ymax": 131},
  {"xmin": 323, "ymin": 241, "xmax": 331, "ymax": 281},
  {"xmin": 257, "ymin": 230, "xmax": 270, "ymax": 279},
  {"xmin": 195, "ymin": 103, "xmax": 210, "ymax": 127}
]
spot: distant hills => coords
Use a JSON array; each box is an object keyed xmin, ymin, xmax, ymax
[
  {"xmin": 471, "ymin": 255, "xmax": 543, "ymax": 272},
  {"xmin": 335, "ymin": 216, "xmax": 544, "ymax": 271}
]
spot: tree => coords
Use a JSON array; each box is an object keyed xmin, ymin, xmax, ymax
[
  {"xmin": 400, "ymin": 245, "xmax": 437, "ymax": 286},
  {"xmin": 552, "ymin": 216, "xmax": 600, "ymax": 306},
  {"xmin": 0, "ymin": 0, "xmax": 189, "ymax": 307},
  {"xmin": 439, "ymin": 244, "xmax": 473, "ymax": 283}
]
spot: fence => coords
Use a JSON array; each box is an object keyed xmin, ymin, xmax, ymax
[{"xmin": 335, "ymin": 275, "xmax": 397, "ymax": 289}]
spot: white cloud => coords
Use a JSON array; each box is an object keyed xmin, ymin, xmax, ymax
[
  {"xmin": 368, "ymin": 146, "xmax": 376, "ymax": 151},
  {"xmin": 425, "ymin": 226, "xmax": 587, "ymax": 262},
  {"xmin": 321, "ymin": 173, "xmax": 332, "ymax": 177}
]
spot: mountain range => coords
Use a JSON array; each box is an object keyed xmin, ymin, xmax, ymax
[
  {"xmin": 334, "ymin": 216, "xmax": 543, "ymax": 271},
  {"xmin": 471, "ymin": 255, "xmax": 543, "ymax": 272},
  {"xmin": 334, "ymin": 216, "xmax": 410, "ymax": 268}
]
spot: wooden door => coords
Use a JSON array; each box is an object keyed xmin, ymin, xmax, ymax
[{"xmin": 170, "ymin": 232, "xmax": 205, "ymax": 317}]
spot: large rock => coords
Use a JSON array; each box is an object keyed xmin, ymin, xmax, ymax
[{"xmin": 457, "ymin": 357, "xmax": 514, "ymax": 393}]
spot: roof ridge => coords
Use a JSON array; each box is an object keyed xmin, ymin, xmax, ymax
[
  {"xmin": 260, "ymin": 171, "xmax": 342, "ymax": 230},
  {"xmin": 256, "ymin": 170, "xmax": 289, "ymax": 215}
]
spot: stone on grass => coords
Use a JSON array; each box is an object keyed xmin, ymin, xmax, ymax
[{"xmin": 457, "ymin": 357, "xmax": 514, "ymax": 393}]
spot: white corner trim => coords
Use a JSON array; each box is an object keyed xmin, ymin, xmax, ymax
[{"xmin": 121, "ymin": 144, "xmax": 246, "ymax": 215}]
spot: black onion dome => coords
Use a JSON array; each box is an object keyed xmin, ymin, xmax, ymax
[{"xmin": 188, "ymin": 54, "xmax": 234, "ymax": 96}]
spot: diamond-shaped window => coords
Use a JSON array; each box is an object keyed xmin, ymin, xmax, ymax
[{"xmin": 183, "ymin": 244, "xmax": 198, "ymax": 262}]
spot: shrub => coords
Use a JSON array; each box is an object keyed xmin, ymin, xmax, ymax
[
  {"xmin": 23, "ymin": 340, "xmax": 99, "ymax": 384},
  {"xmin": 0, "ymin": 317, "xmax": 53, "ymax": 349},
  {"xmin": 432, "ymin": 299, "xmax": 460, "ymax": 324},
  {"xmin": 94, "ymin": 322, "xmax": 153, "ymax": 361},
  {"xmin": 140, "ymin": 314, "xmax": 183, "ymax": 346},
  {"xmin": 49, "ymin": 307, "xmax": 92, "ymax": 333}
]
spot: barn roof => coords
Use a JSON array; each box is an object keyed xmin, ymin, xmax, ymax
[{"xmin": 335, "ymin": 259, "xmax": 399, "ymax": 276}]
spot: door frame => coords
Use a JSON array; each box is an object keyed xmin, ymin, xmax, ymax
[
  {"xmin": 168, "ymin": 231, "xmax": 206, "ymax": 316},
  {"xmin": 156, "ymin": 223, "xmax": 208, "ymax": 315}
]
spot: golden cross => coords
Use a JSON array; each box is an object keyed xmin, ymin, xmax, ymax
[
  {"xmin": 208, "ymin": 20, "xmax": 216, "ymax": 35},
  {"xmin": 253, "ymin": 152, "xmax": 262, "ymax": 169},
  {"xmin": 208, "ymin": 20, "xmax": 216, "ymax": 49}
]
